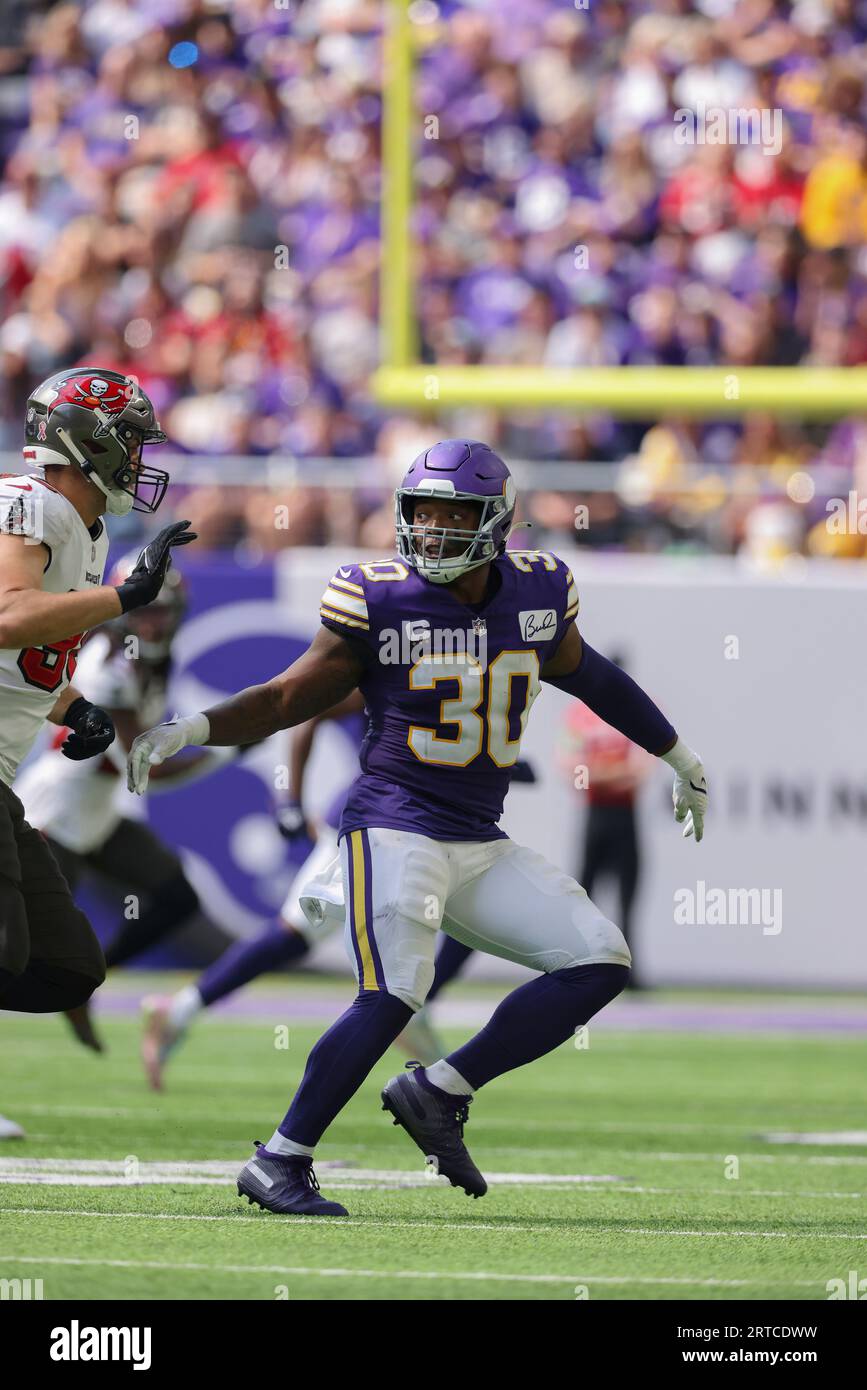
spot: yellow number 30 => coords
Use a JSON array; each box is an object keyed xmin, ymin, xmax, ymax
[{"xmin": 407, "ymin": 651, "xmax": 540, "ymax": 768}]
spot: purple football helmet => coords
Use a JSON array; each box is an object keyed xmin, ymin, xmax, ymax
[{"xmin": 395, "ymin": 439, "xmax": 517, "ymax": 583}]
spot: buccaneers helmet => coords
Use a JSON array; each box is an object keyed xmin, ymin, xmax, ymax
[{"xmin": 23, "ymin": 367, "xmax": 169, "ymax": 515}]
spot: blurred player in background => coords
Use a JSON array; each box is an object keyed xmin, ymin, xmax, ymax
[
  {"xmin": 0, "ymin": 366, "xmax": 194, "ymax": 1136},
  {"xmin": 15, "ymin": 552, "xmax": 243, "ymax": 1053},
  {"xmin": 561, "ymin": 652, "xmax": 651, "ymax": 987},
  {"xmin": 127, "ymin": 440, "xmax": 707, "ymax": 1216},
  {"xmin": 139, "ymin": 692, "xmax": 507, "ymax": 1088},
  {"xmin": 139, "ymin": 693, "xmax": 367, "ymax": 1088}
]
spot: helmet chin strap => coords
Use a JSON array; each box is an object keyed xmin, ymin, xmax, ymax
[
  {"xmin": 418, "ymin": 551, "xmax": 489, "ymax": 583},
  {"xmin": 56, "ymin": 426, "xmax": 134, "ymax": 515},
  {"xmin": 102, "ymin": 488, "xmax": 135, "ymax": 517},
  {"xmin": 420, "ymin": 520, "xmax": 533, "ymax": 580}
]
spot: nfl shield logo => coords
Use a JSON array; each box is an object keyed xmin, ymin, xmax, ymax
[{"xmin": 472, "ymin": 617, "xmax": 486, "ymax": 635}]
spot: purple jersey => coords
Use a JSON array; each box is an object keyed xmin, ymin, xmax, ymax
[
  {"xmin": 322, "ymin": 711, "xmax": 366, "ymax": 831},
  {"xmin": 319, "ymin": 552, "xmax": 579, "ymax": 841}
]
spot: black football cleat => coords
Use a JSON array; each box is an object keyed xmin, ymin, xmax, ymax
[
  {"xmin": 64, "ymin": 1003, "xmax": 104, "ymax": 1053},
  {"xmin": 237, "ymin": 1143, "xmax": 348, "ymax": 1217},
  {"xmin": 381, "ymin": 1064, "xmax": 487, "ymax": 1198}
]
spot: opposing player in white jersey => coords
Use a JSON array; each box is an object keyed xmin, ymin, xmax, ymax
[
  {"xmin": 0, "ymin": 367, "xmax": 194, "ymax": 1136},
  {"xmin": 16, "ymin": 553, "xmax": 237, "ymax": 1054},
  {"xmin": 128, "ymin": 439, "xmax": 707, "ymax": 1215}
]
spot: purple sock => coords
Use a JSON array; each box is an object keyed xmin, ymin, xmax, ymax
[
  {"xmin": 445, "ymin": 964, "xmax": 630, "ymax": 1090},
  {"xmin": 197, "ymin": 924, "xmax": 308, "ymax": 1008},
  {"xmin": 279, "ymin": 989, "xmax": 412, "ymax": 1148},
  {"xmin": 426, "ymin": 936, "xmax": 473, "ymax": 1003}
]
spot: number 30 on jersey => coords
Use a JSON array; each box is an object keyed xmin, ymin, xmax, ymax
[{"xmin": 408, "ymin": 650, "xmax": 540, "ymax": 769}]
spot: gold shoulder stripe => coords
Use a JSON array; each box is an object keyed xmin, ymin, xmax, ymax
[
  {"xmin": 330, "ymin": 574, "xmax": 364, "ymax": 596},
  {"xmin": 320, "ymin": 605, "xmax": 369, "ymax": 631},
  {"xmin": 321, "ymin": 585, "xmax": 369, "ymax": 620}
]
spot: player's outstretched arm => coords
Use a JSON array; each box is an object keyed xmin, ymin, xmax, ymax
[
  {"xmin": 542, "ymin": 623, "xmax": 708, "ymax": 842},
  {"xmin": 0, "ymin": 534, "xmax": 122, "ymax": 648},
  {"xmin": 0, "ymin": 522, "xmax": 196, "ymax": 649},
  {"xmin": 127, "ymin": 626, "xmax": 364, "ymax": 794},
  {"xmin": 107, "ymin": 707, "xmax": 230, "ymax": 785}
]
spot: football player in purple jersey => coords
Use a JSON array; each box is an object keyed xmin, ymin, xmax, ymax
[{"xmin": 128, "ymin": 440, "xmax": 708, "ymax": 1217}]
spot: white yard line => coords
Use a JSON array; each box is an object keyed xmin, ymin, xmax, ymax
[
  {"xmin": 0, "ymin": 1159, "xmax": 864, "ymax": 1199},
  {"xmin": 0, "ymin": 1158, "xmax": 621, "ymax": 1183},
  {"xmin": 1, "ymin": 1158, "xmax": 864, "ymax": 1200},
  {"xmin": 0, "ymin": 1159, "xmax": 623, "ymax": 1189},
  {"xmin": 633, "ymin": 1151, "xmax": 867, "ymax": 1165},
  {"xmin": 0, "ymin": 1171, "xmax": 863, "ymax": 1200},
  {"xmin": 0, "ymin": 1253, "xmax": 825, "ymax": 1289}
]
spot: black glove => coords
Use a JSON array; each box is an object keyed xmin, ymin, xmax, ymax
[
  {"xmin": 61, "ymin": 698, "xmax": 115, "ymax": 761},
  {"xmin": 276, "ymin": 802, "xmax": 309, "ymax": 842},
  {"xmin": 116, "ymin": 520, "xmax": 197, "ymax": 614}
]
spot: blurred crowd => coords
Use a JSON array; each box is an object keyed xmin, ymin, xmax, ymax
[{"xmin": 2, "ymin": 0, "xmax": 867, "ymax": 559}]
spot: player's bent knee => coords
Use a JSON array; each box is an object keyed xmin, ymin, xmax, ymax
[
  {"xmin": 590, "ymin": 917, "xmax": 632, "ymax": 970},
  {"xmin": 568, "ymin": 904, "xmax": 632, "ymax": 971},
  {"xmin": 51, "ymin": 907, "xmax": 105, "ymax": 991},
  {"xmin": 387, "ymin": 956, "xmax": 436, "ymax": 1013},
  {"xmin": 154, "ymin": 873, "xmax": 199, "ymax": 918},
  {"xmin": 535, "ymin": 916, "xmax": 631, "ymax": 974},
  {"xmin": 62, "ymin": 964, "xmax": 104, "ymax": 1009},
  {"xmin": 73, "ymin": 907, "xmax": 107, "ymax": 987},
  {"xmin": 27, "ymin": 961, "xmax": 103, "ymax": 1012},
  {"xmin": 350, "ymin": 986, "xmax": 414, "ymax": 1030},
  {"xmin": 554, "ymin": 961, "xmax": 631, "ymax": 1005}
]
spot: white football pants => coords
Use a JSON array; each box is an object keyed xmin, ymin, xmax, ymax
[{"xmin": 298, "ymin": 827, "xmax": 631, "ymax": 1011}]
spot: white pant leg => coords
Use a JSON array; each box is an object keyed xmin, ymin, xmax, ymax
[
  {"xmin": 283, "ymin": 828, "xmax": 342, "ymax": 945},
  {"xmin": 339, "ymin": 828, "xmax": 451, "ymax": 1010},
  {"xmin": 444, "ymin": 839, "xmax": 631, "ymax": 975}
]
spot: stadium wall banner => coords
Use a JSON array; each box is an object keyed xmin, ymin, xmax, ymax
[{"xmin": 55, "ymin": 548, "xmax": 865, "ymax": 988}]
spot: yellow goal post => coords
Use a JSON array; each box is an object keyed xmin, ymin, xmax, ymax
[{"xmin": 371, "ymin": 0, "xmax": 867, "ymax": 418}]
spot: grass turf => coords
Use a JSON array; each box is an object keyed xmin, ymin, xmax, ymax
[{"xmin": 1, "ymin": 975, "xmax": 865, "ymax": 1302}]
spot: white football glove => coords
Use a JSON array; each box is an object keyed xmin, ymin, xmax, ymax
[
  {"xmin": 661, "ymin": 738, "xmax": 708, "ymax": 842},
  {"xmin": 127, "ymin": 711, "xmax": 210, "ymax": 795}
]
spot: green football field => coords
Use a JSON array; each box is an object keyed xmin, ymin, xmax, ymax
[{"xmin": 1, "ymin": 974, "xmax": 865, "ymax": 1302}]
